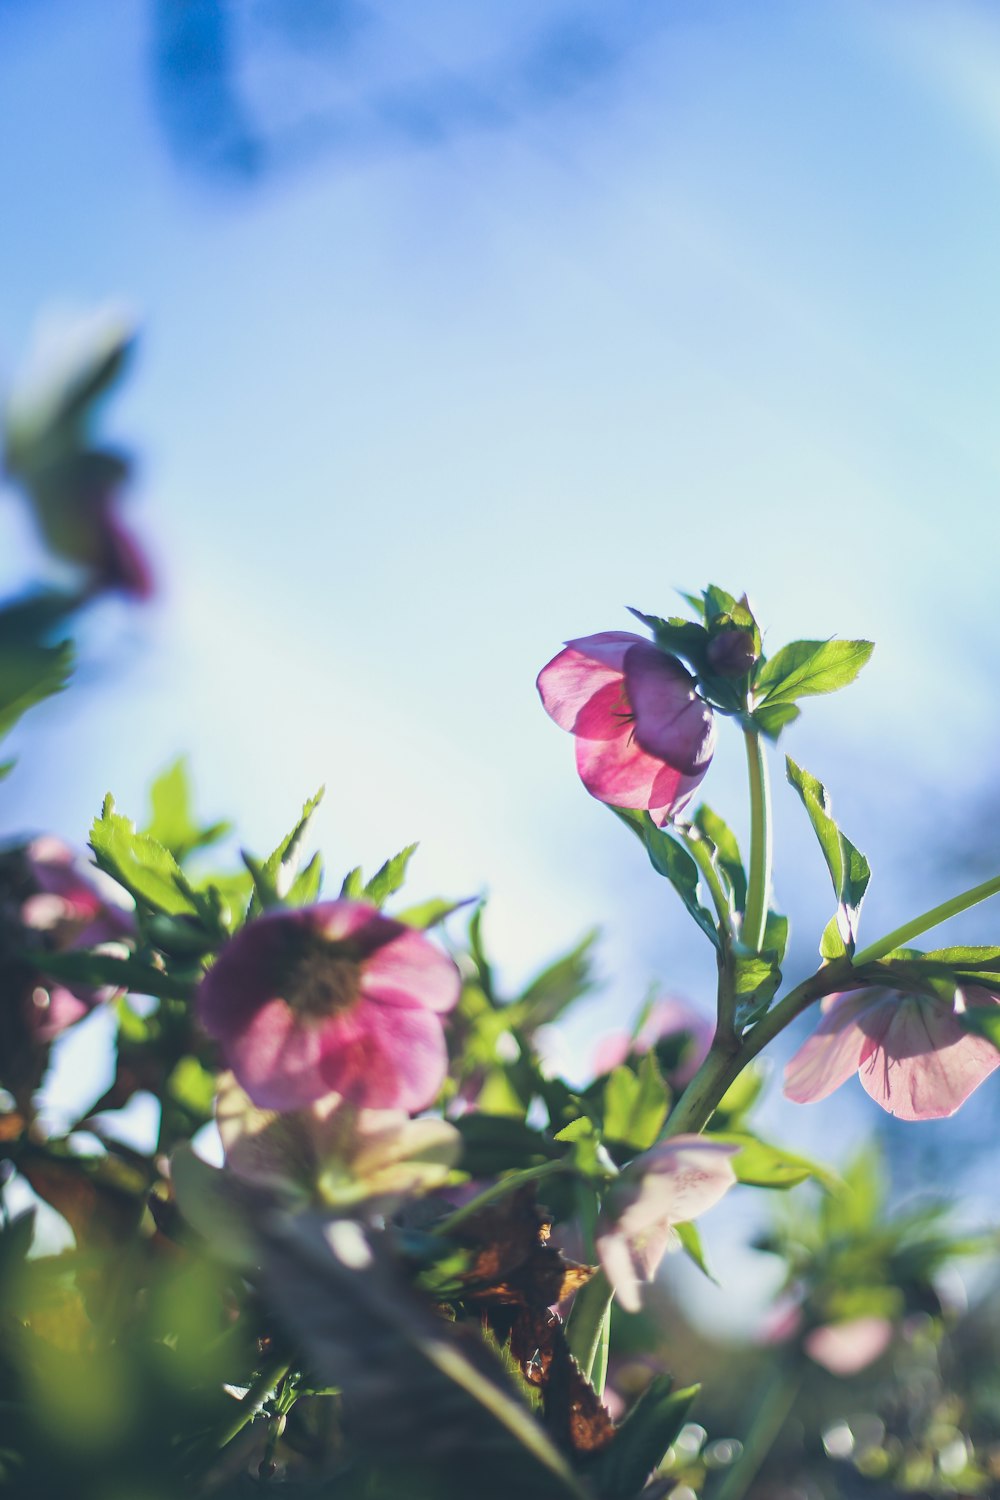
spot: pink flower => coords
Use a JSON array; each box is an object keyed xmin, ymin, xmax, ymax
[
  {"xmin": 784, "ymin": 987, "xmax": 1000, "ymax": 1121},
  {"xmin": 537, "ymin": 632, "xmax": 715, "ymax": 825},
  {"xmin": 594, "ymin": 997, "xmax": 714, "ymax": 1089},
  {"xmin": 595, "ymin": 1135, "xmax": 737, "ymax": 1312},
  {"xmin": 803, "ymin": 1316, "xmax": 893, "ymax": 1376},
  {"xmin": 197, "ymin": 900, "xmax": 461, "ymax": 1114},
  {"xmin": 16, "ymin": 836, "xmax": 134, "ymax": 1040}
]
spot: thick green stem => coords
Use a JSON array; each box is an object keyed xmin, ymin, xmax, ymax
[
  {"xmin": 853, "ymin": 871, "xmax": 1000, "ymax": 967},
  {"xmin": 742, "ymin": 729, "xmax": 772, "ymax": 953},
  {"xmin": 712, "ymin": 1361, "xmax": 799, "ymax": 1500},
  {"xmin": 215, "ymin": 1355, "xmax": 291, "ymax": 1451}
]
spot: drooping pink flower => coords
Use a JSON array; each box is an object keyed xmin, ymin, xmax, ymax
[
  {"xmin": 197, "ymin": 901, "xmax": 461, "ymax": 1114},
  {"xmin": 594, "ymin": 997, "xmax": 714, "ymax": 1089},
  {"xmin": 595, "ymin": 1135, "xmax": 737, "ymax": 1312},
  {"xmin": 803, "ymin": 1316, "xmax": 894, "ymax": 1376},
  {"xmin": 537, "ymin": 632, "xmax": 715, "ymax": 826},
  {"xmin": 14, "ymin": 836, "xmax": 135, "ymax": 1040},
  {"xmin": 784, "ymin": 987, "xmax": 1000, "ymax": 1121}
]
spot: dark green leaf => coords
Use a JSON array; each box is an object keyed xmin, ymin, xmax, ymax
[
  {"xmin": 601, "ymin": 1053, "xmax": 669, "ymax": 1152},
  {"xmin": 0, "ymin": 637, "xmax": 73, "ymax": 743},
  {"xmin": 732, "ymin": 946, "xmax": 782, "ymax": 1030},
  {"xmin": 612, "ymin": 807, "xmax": 719, "ymax": 949},
  {"xmin": 957, "ymin": 1007, "xmax": 1000, "ymax": 1049},
  {"xmin": 754, "ymin": 639, "xmax": 873, "ymax": 707},
  {"xmin": 627, "ymin": 608, "xmax": 710, "ymax": 670},
  {"xmin": 455, "ymin": 1114, "xmax": 564, "ymax": 1177},
  {"xmin": 590, "ymin": 1375, "xmax": 699, "ymax": 1499},
  {"xmin": 29, "ymin": 948, "xmax": 195, "ymax": 1001},
  {"xmin": 261, "ymin": 1213, "xmax": 589, "ymax": 1499},
  {"xmin": 785, "ymin": 757, "xmax": 869, "ymax": 953}
]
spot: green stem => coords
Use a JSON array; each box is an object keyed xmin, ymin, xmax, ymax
[
  {"xmin": 742, "ymin": 728, "xmax": 772, "ymax": 953},
  {"xmin": 712, "ymin": 1361, "xmax": 799, "ymax": 1500},
  {"xmin": 434, "ymin": 1160, "xmax": 567, "ymax": 1236},
  {"xmin": 216, "ymin": 1355, "xmax": 291, "ymax": 1451},
  {"xmin": 685, "ymin": 831, "xmax": 736, "ymax": 940},
  {"xmin": 853, "ymin": 871, "xmax": 1000, "ymax": 967}
]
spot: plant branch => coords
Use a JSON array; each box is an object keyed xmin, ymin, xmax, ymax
[
  {"xmin": 742, "ymin": 728, "xmax": 772, "ymax": 953},
  {"xmin": 853, "ymin": 871, "xmax": 1000, "ymax": 966}
]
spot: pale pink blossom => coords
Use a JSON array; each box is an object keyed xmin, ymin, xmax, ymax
[
  {"xmin": 804, "ymin": 1316, "xmax": 894, "ymax": 1376},
  {"xmin": 537, "ymin": 632, "xmax": 715, "ymax": 825},
  {"xmin": 594, "ymin": 997, "xmax": 714, "ymax": 1088},
  {"xmin": 197, "ymin": 900, "xmax": 460, "ymax": 1114},
  {"xmin": 595, "ymin": 1135, "xmax": 737, "ymax": 1312},
  {"xmin": 784, "ymin": 987, "xmax": 1000, "ymax": 1121}
]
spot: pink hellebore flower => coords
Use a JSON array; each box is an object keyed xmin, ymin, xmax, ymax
[
  {"xmin": 784, "ymin": 987, "xmax": 1000, "ymax": 1122},
  {"xmin": 594, "ymin": 997, "xmax": 715, "ymax": 1089},
  {"xmin": 18, "ymin": 836, "xmax": 134, "ymax": 1040},
  {"xmin": 804, "ymin": 1317, "xmax": 894, "ymax": 1377},
  {"xmin": 595, "ymin": 1135, "xmax": 737, "ymax": 1313},
  {"xmin": 537, "ymin": 632, "xmax": 715, "ymax": 826},
  {"xmin": 197, "ymin": 900, "xmax": 461, "ymax": 1114}
]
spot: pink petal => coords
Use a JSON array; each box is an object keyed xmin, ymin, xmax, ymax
[
  {"xmin": 647, "ymin": 764, "xmax": 705, "ymax": 825},
  {"xmin": 316, "ymin": 998, "xmax": 448, "ymax": 1112},
  {"xmin": 574, "ymin": 725, "xmax": 673, "ymax": 811},
  {"xmin": 804, "ymin": 1317, "xmax": 893, "ymax": 1376},
  {"xmin": 360, "ymin": 925, "xmax": 460, "ymax": 1014},
  {"xmin": 858, "ymin": 992, "xmax": 1000, "ymax": 1121},
  {"xmin": 633, "ymin": 1137, "xmax": 738, "ymax": 1224},
  {"xmin": 536, "ymin": 632, "xmax": 646, "ymax": 732},
  {"xmin": 226, "ymin": 997, "xmax": 327, "ymax": 1111},
  {"xmin": 596, "ymin": 1227, "xmax": 646, "ymax": 1314},
  {"xmin": 783, "ymin": 990, "xmax": 886, "ymax": 1105},
  {"xmin": 623, "ymin": 645, "xmax": 716, "ymax": 775}
]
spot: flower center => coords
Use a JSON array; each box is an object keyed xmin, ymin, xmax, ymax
[{"xmin": 284, "ymin": 931, "xmax": 363, "ymax": 1020}]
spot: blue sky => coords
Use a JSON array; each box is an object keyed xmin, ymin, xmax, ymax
[{"xmin": 3, "ymin": 1, "xmax": 1000, "ymax": 1295}]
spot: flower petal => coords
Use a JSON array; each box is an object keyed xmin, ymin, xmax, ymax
[
  {"xmin": 360, "ymin": 926, "xmax": 460, "ymax": 1013},
  {"xmin": 783, "ymin": 990, "xmax": 885, "ymax": 1105},
  {"xmin": 804, "ymin": 1317, "xmax": 893, "ymax": 1376},
  {"xmin": 574, "ymin": 724, "xmax": 670, "ymax": 811},
  {"xmin": 316, "ymin": 998, "xmax": 448, "ymax": 1113},
  {"xmin": 858, "ymin": 991, "xmax": 1000, "ymax": 1120},
  {"xmin": 536, "ymin": 632, "xmax": 645, "ymax": 733},
  {"xmin": 225, "ymin": 997, "xmax": 327, "ymax": 1111},
  {"xmin": 623, "ymin": 645, "xmax": 716, "ymax": 775}
]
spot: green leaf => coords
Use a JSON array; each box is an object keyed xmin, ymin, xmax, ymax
[
  {"xmin": 958, "ymin": 1006, "xmax": 1000, "ymax": 1049},
  {"xmin": 601, "ymin": 1053, "xmax": 669, "ymax": 1152},
  {"xmin": 144, "ymin": 757, "xmax": 231, "ymax": 862},
  {"xmin": 455, "ymin": 1115, "xmax": 564, "ymax": 1177},
  {"xmin": 627, "ymin": 608, "xmax": 710, "ymax": 671},
  {"xmin": 29, "ymin": 948, "xmax": 195, "ymax": 1001},
  {"xmin": 553, "ymin": 1117, "xmax": 614, "ymax": 1182},
  {"xmin": 674, "ymin": 1220, "xmax": 717, "ymax": 1282},
  {"xmin": 714, "ymin": 1132, "xmax": 840, "ymax": 1192},
  {"xmin": 785, "ymin": 757, "xmax": 870, "ymax": 953},
  {"xmin": 166, "ymin": 1055, "xmax": 217, "ymax": 1118},
  {"xmin": 590, "ymin": 1375, "xmax": 699, "ymax": 1499},
  {"xmin": 248, "ymin": 788, "xmax": 324, "ymax": 913},
  {"xmin": 396, "ymin": 896, "xmax": 475, "ymax": 929},
  {"xmin": 364, "ymin": 843, "xmax": 419, "ymax": 906},
  {"xmin": 514, "ymin": 929, "xmax": 600, "ymax": 1031},
  {"xmin": 612, "ymin": 807, "xmax": 720, "ymax": 949},
  {"xmin": 0, "ymin": 636, "xmax": 73, "ymax": 743},
  {"xmin": 732, "ymin": 945, "xmax": 782, "ymax": 1030},
  {"xmin": 90, "ymin": 795, "xmax": 204, "ymax": 918},
  {"xmin": 763, "ymin": 910, "xmax": 790, "ymax": 965},
  {"xmin": 340, "ymin": 865, "xmax": 364, "ymax": 899},
  {"xmin": 754, "ymin": 638, "xmax": 874, "ymax": 707},
  {"xmin": 261, "ymin": 1213, "xmax": 590, "ymax": 1499},
  {"xmin": 693, "ymin": 804, "xmax": 747, "ymax": 913},
  {"xmin": 751, "ymin": 701, "xmax": 801, "ymax": 741}
]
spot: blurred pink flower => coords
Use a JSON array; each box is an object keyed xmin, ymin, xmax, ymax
[
  {"xmin": 19, "ymin": 836, "xmax": 134, "ymax": 1040},
  {"xmin": 596, "ymin": 1135, "xmax": 737, "ymax": 1312},
  {"xmin": 804, "ymin": 1316, "xmax": 893, "ymax": 1376},
  {"xmin": 537, "ymin": 632, "xmax": 715, "ymax": 825},
  {"xmin": 197, "ymin": 900, "xmax": 460, "ymax": 1114},
  {"xmin": 784, "ymin": 987, "xmax": 1000, "ymax": 1121},
  {"xmin": 594, "ymin": 997, "xmax": 714, "ymax": 1088}
]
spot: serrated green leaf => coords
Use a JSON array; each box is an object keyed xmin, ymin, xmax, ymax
[
  {"xmin": 612, "ymin": 807, "xmax": 720, "ymax": 949},
  {"xmin": 590, "ymin": 1375, "xmax": 699, "ymax": 1499},
  {"xmin": 693, "ymin": 804, "xmax": 747, "ymax": 913},
  {"xmin": 364, "ymin": 843, "xmax": 419, "ymax": 906},
  {"xmin": 396, "ymin": 896, "xmax": 475, "ymax": 929},
  {"xmin": 144, "ymin": 757, "xmax": 231, "ymax": 862},
  {"xmin": 732, "ymin": 946, "xmax": 782, "ymax": 1029},
  {"xmin": 248, "ymin": 788, "xmax": 324, "ymax": 913},
  {"xmin": 514, "ymin": 929, "xmax": 600, "ymax": 1032},
  {"xmin": 786, "ymin": 757, "xmax": 869, "ymax": 954},
  {"xmin": 627, "ymin": 607, "xmax": 710, "ymax": 670},
  {"xmin": 287, "ymin": 850, "xmax": 324, "ymax": 905},
  {"xmin": 754, "ymin": 638, "xmax": 873, "ymax": 707},
  {"xmin": 340, "ymin": 865, "xmax": 364, "ymax": 899},
  {"xmin": 90, "ymin": 795, "xmax": 204, "ymax": 917}
]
